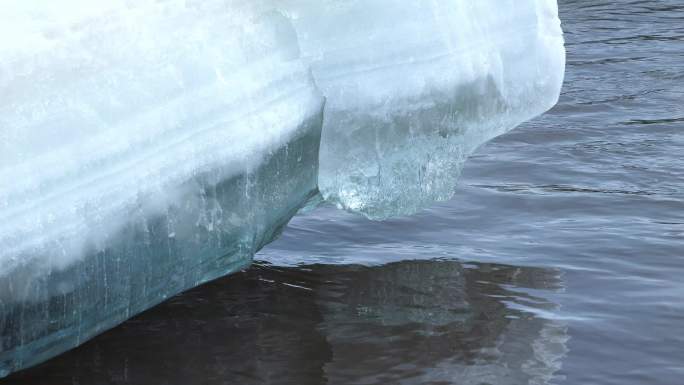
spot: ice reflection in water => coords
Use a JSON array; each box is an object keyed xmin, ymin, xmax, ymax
[{"xmin": 7, "ymin": 259, "xmax": 567, "ymax": 385}]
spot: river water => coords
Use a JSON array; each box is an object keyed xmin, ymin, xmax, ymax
[{"xmin": 6, "ymin": 1, "xmax": 684, "ymax": 384}]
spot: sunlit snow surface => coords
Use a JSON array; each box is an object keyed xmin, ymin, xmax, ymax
[{"xmin": 0, "ymin": 0, "xmax": 564, "ymax": 377}]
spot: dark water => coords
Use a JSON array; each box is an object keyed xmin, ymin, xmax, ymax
[{"xmin": 7, "ymin": 1, "xmax": 684, "ymax": 384}]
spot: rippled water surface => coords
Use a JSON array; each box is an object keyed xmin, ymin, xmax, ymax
[{"xmin": 7, "ymin": 1, "xmax": 684, "ymax": 384}]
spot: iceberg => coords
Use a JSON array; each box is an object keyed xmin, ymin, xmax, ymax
[{"xmin": 0, "ymin": 0, "xmax": 564, "ymax": 377}]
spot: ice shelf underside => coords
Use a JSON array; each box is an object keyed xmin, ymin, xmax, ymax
[{"xmin": 0, "ymin": 0, "xmax": 564, "ymax": 377}]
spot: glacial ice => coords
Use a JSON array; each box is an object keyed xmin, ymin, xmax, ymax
[{"xmin": 0, "ymin": 0, "xmax": 564, "ymax": 377}]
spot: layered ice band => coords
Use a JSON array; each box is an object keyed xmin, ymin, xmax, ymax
[{"xmin": 0, "ymin": 0, "xmax": 564, "ymax": 376}]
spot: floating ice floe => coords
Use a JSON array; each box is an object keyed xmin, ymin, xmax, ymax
[{"xmin": 0, "ymin": 0, "xmax": 564, "ymax": 376}]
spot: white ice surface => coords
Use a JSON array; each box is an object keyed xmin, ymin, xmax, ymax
[
  {"xmin": 0, "ymin": 0, "xmax": 323, "ymax": 275},
  {"xmin": 0, "ymin": 0, "xmax": 564, "ymax": 272}
]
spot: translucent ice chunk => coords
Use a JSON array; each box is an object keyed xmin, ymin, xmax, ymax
[{"xmin": 284, "ymin": 0, "xmax": 565, "ymax": 218}]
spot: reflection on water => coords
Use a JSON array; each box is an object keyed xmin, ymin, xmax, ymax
[{"xmin": 7, "ymin": 259, "xmax": 567, "ymax": 385}]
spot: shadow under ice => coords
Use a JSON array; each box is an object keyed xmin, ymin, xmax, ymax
[{"xmin": 6, "ymin": 259, "xmax": 567, "ymax": 385}]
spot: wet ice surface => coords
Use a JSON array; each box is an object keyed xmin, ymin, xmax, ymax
[{"xmin": 5, "ymin": 0, "xmax": 684, "ymax": 384}]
